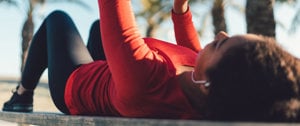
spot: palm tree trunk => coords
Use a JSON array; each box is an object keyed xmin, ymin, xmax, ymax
[
  {"xmin": 246, "ymin": 0, "xmax": 276, "ymax": 37},
  {"xmin": 21, "ymin": 13, "xmax": 34, "ymax": 72},
  {"xmin": 146, "ymin": 19, "xmax": 157, "ymax": 37},
  {"xmin": 211, "ymin": 0, "xmax": 227, "ymax": 36},
  {"xmin": 145, "ymin": 12, "xmax": 169, "ymax": 37}
]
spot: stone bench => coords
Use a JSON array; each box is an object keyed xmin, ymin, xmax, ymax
[{"xmin": 0, "ymin": 111, "xmax": 299, "ymax": 126}]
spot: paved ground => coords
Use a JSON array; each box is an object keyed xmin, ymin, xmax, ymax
[
  {"xmin": 0, "ymin": 120, "xmax": 19, "ymax": 126},
  {"xmin": 2, "ymin": 111, "xmax": 300, "ymax": 126},
  {"xmin": 0, "ymin": 77, "xmax": 59, "ymax": 125}
]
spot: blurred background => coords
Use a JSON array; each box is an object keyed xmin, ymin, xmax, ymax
[{"xmin": 0, "ymin": 0, "xmax": 299, "ymax": 80}]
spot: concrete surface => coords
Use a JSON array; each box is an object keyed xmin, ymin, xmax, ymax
[{"xmin": 1, "ymin": 111, "xmax": 300, "ymax": 126}]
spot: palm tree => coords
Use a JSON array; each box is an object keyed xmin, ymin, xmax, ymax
[
  {"xmin": 211, "ymin": 0, "xmax": 227, "ymax": 35},
  {"xmin": 246, "ymin": 0, "xmax": 276, "ymax": 37},
  {"xmin": 137, "ymin": 0, "xmax": 171, "ymax": 37},
  {"xmin": 245, "ymin": 0, "xmax": 298, "ymax": 38},
  {"xmin": 0, "ymin": 0, "xmax": 89, "ymax": 73},
  {"xmin": 137, "ymin": 0, "xmax": 200, "ymax": 37}
]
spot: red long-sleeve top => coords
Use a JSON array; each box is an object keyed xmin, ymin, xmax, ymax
[{"xmin": 64, "ymin": 0, "xmax": 203, "ymax": 119}]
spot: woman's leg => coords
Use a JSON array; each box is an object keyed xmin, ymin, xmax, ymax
[
  {"xmin": 87, "ymin": 19, "xmax": 106, "ymax": 60},
  {"xmin": 3, "ymin": 10, "xmax": 93, "ymax": 114},
  {"xmin": 46, "ymin": 11, "xmax": 94, "ymax": 114}
]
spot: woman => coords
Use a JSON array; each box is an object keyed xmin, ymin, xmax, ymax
[{"xmin": 3, "ymin": 0, "xmax": 300, "ymax": 121}]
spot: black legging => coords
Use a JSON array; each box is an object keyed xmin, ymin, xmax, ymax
[
  {"xmin": 87, "ymin": 20, "xmax": 106, "ymax": 61},
  {"xmin": 21, "ymin": 10, "xmax": 104, "ymax": 114}
]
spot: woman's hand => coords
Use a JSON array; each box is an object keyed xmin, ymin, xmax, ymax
[{"xmin": 173, "ymin": 0, "xmax": 188, "ymax": 14}]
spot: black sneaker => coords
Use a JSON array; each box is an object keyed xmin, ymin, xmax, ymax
[{"xmin": 2, "ymin": 89, "xmax": 33, "ymax": 112}]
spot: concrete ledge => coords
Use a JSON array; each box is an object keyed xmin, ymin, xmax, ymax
[{"xmin": 0, "ymin": 111, "xmax": 298, "ymax": 126}]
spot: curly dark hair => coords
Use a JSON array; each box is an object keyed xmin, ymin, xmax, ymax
[{"xmin": 205, "ymin": 37, "xmax": 300, "ymax": 122}]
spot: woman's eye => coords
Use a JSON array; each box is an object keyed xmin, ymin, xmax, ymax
[{"xmin": 212, "ymin": 40, "xmax": 218, "ymax": 47}]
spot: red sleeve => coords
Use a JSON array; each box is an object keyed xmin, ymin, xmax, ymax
[
  {"xmin": 172, "ymin": 7, "xmax": 202, "ymax": 52},
  {"xmin": 98, "ymin": 0, "xmax": 171, "ymax": 99}
]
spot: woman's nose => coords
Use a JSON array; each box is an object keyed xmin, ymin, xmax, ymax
[{"xmin": 215, "ymin": 31, "xmax": 229, "ymax": 40}]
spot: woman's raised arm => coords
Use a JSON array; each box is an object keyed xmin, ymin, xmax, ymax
[
  {"xmin": 172, "ymin": 0, "xmax": 202, "ymax": 52},
  {"xmin": 98, "ymin": 0, "xmax": 169, "ymax": 97}
]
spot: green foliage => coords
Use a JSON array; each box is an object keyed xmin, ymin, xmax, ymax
[{"xmin": 136, "ymin": 0, "xmax": 202, "ymax": 37}]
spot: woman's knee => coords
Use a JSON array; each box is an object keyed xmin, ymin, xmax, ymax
[
  {"xmin": 47, "ymin": 10, "xmax": 69, "ymax": 19},
  {"xmin": 46, "ymin": 10, "xmax": 73, "ymax": 25},
  {"xmin": 91, "ymin": 20, "xmax": 100, "ymax": 30}
]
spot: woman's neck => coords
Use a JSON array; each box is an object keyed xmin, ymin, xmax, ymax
[{"xmin": 178, "ymin": 71, "xmax": 209, "ymax": 113}]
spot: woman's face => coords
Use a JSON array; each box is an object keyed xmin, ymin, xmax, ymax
[{"xmin": 194, "ymin": 31, "xmax": 263, "ymax": 81}]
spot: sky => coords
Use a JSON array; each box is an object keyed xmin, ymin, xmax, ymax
[
  {"xmin": 0, "ymin": 0, "xmax": 300, "ymax": 80},
  {"xmin": 0, "ymin": 1, "xmax": 99, "ymax": 79}
]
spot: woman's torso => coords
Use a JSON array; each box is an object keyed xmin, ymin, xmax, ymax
[{"xmin": 64, "ymin": 38, "xmax": 203, "ymax": 119}]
